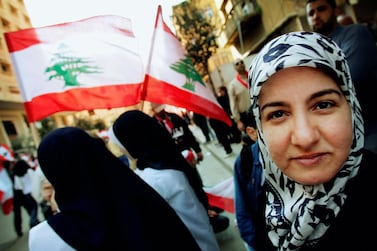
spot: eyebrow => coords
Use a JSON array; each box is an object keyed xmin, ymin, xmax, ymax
[
  {"xmin": 308, "ymin": 4, "xmax": 329, "ymax": 16},
  {"xmin": 260, "ymin": 88, "xmax": 342, "ymax": 111}
]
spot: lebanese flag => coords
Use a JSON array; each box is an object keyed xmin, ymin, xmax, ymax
[
  {"xmin": 0, "ymin": 169, "xmax": 13, "ymax": 215},
  {"xmin": 204, "ymin": 177, "xmax": 235, "ymax": 214},
  {"xmin": 0, "ymin": 144, "xmax": 14, "ymax": 215},
  {"xmin": 0, "ymin": 144, "xmax": 15, "ymax": 163},
  {"xmin": 5, "ymin": 15, "xmax": 144, "ymax": 122},
  {"xmin": 143, "ymin": 5, "xmax": 232, "ymax": 126}
]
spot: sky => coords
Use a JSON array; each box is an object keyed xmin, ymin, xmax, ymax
[{"xmin": 23, "ymin": 0, "xmax": 184, "ymax": 62}]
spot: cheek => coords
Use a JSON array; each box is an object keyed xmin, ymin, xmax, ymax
[
  {"xmin": 327, "ymin": 116, "xmax": 353, "ymax": 156},
  {"xmin": 262, "ymin": 125, "xmax": 288, "ymax": 164}
]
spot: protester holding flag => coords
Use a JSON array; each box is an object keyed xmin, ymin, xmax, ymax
[
  {"xmin": 12, "ymin": 158, "xmax": 40, "ymax": 237},
  {"xmin": 30, "ymin": 127, "xmax": 201, "ymax": 251},
  {"xmin": 151, "ymin": 104, "xmax": 204, "ymax": 162}
]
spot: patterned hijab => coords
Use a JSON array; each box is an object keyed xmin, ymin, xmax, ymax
[{"xmin": 248, "ymin": 31, "xmax": 364, "ymax": 250}]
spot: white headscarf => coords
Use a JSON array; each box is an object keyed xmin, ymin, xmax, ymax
[{"xmin": 248, "ymin": 31, "xmax": 364, "ymax": 250}]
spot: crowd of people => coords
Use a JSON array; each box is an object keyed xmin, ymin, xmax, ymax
[{"xmin": 1, "ymin": 1, "xmax": 377, "ymax": 249}]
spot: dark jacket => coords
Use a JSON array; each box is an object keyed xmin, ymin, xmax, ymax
[
  {"xmin": 234, "ymin": 142, "xmax": 263, "ymax": 248},
  {"xmin": 154, "ymin": 111, "xmax": 202, "ymax": 154}
]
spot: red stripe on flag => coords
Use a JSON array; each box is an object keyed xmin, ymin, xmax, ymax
[
  {"xmin": 24, "ymin": 84, "xmax": 142, "ymax": 122},
  {"xmin": 154, "ymin": 5, "xmax": 175, "ymax": 35},
  {"xmin": 143, "ymin": 75, "xmax": 231, "ymax": 125},
  {"xmin": 4, "ymin": 28, "xmax": 40, "ymax": 52},
  {"xmin": 206, "ymin": 193, "xmax": 235, "ymax": 214},
  {"xmin": 2, "ymin": 198, "xmax": 13, "ymax": 215},
  {"xmin": 5, "ymin": 15, "xmax": 136, "ymax": 52}
]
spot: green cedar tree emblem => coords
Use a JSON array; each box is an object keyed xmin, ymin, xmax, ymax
[
  {"xmin": 45, "ymin": 44, "xmax": 102, "ymax": 87},
  {"xmin": 170, "ymin": 55, "xmax": 205, "ymax": 91}
]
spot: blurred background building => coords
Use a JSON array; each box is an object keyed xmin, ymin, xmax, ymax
[{"xmin": 172, "ymin": 0, "xmax": 377, "ymax": 90}]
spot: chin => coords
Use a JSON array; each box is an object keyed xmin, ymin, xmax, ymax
[{"xmin": 289, "ymin": 172, "xmax": 333, "ymax": 186}]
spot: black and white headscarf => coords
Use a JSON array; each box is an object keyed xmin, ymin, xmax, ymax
[{"xmin": 248, "ymin": 31, "xmax": 364, "ymax": 250}]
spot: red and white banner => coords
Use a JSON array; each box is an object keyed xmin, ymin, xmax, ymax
[
  {"xmin": 5, "ymin": 15, "xmax": 144, "ymax": 122},
  {"xmin": 143, "ymin": 5, "xmax": 232, "ymax": 126},
  {"xmin": 0, "ymin": 169, "xmax": 13, "ymax": 215},
  {"xmin": 204, "ymin": 177, "xmax": 235, "ymax": 213}
]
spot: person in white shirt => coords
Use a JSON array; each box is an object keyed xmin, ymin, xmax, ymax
[{"xmin": 110, "ymin": 110, "xmax": 220, "ymax": 251}]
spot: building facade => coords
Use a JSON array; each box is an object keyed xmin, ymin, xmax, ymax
[{"xmin": 0, "ymin": 0, "xmax": 37, "ymax": 152}]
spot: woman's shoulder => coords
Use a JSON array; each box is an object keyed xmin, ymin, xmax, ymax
[
  {"xmin": 140, "ymin": 167, "xmax": 185, "ymax": 180},
  {"xmin": 29, "ymin": 221, "xmax": 76, "ymax": 251},
  {"xmin": 138, "ymin": 168, "xmax": 188, "ymax": 194}
]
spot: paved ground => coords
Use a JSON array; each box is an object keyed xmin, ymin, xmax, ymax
[{"xmin": 0, "ymin": 124, "xmax": 247, "ymax": 251}]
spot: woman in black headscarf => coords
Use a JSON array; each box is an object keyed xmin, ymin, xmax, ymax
[{"xmin": 29, "ymin": 127, "xmax": 200, "ymax": 251}]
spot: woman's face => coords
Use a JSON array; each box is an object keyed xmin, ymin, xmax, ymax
[{"xmin": 259, "ymin": 67, "xmax": 353, "ymax": 185}]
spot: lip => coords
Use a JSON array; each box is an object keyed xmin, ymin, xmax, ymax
[
  {"xmin": 313, "ymin": 23, "xmax": 321, "ymax": 29},
  {"xmin": 312, "ymin": 20, "xmax": 322, "ymax": 27},
  {"xmin": 291, "ymin": 153, "xmax": 326, "ymax": 166}
]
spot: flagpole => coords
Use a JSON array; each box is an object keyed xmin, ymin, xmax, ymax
[{"xmin": 140, "ymin": 5, "xmax": 161, "ymax": 102}]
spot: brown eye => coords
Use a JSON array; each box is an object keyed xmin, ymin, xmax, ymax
[
  {"xmin": 315, "ymin": 101, "xmax": 334, "ymax": 110},
  {"xmin": 267, "ymin": 110, "xmax": 285, "ymax": 120}
]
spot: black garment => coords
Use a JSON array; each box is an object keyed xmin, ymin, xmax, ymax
[
  {"xmin": 154, "ymin": 111, "xmax": 202, "ymax": 154},
  {"xmin": 38, "ymin": 127, "xmax": 201, "ymax": 251},
  {"xmin": 209, "ymin": 118, "xmax": 233, "ymax": 154},
  {"xmin": 12, "ymin": 160, "xmax": 40, "ymax": 236},
  {"xmin": 254, "ymin": 149, "xmax": 377, "ymax": 251},
  {"xmin": 217, "ymin": 93, "xmax": 241, "ymax": 143},
  {"xmin": 39, "ymin": 199, "xmax": 54, "ymax": 220},
  {"xmin": 13, "ymin": 190, "xmax": 40, "ymax": 236},
  {"xmin": 192, "ymin": 113, "xmax": 211, "ymax": 142}
]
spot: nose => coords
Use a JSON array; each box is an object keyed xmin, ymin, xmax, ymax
[
  {"xmin": 291, "ymin": 114, "xmax": 319, "ymax": 149},
  {"xmin": 312, "ymin": 11, "xmax": 318, "ymax": 19}
]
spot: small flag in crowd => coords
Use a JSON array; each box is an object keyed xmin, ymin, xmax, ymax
[
  {"xmin": 0, "ymin": 144, "xmax": 15, "ymax": 163},
  {"xmin": 143, "ymin": 5, "xmax": 232, "ymax": 126},
  {"xmin": 204, "ymin": 177, "xmax": 235, "ymax": 213},
  {"xmin": 5, "ymin": 15, "xmax": 145, "ymax": 122},
  {"xmin": 0, "ymin": 144, "xmax": 15, "ymax": 215}
]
